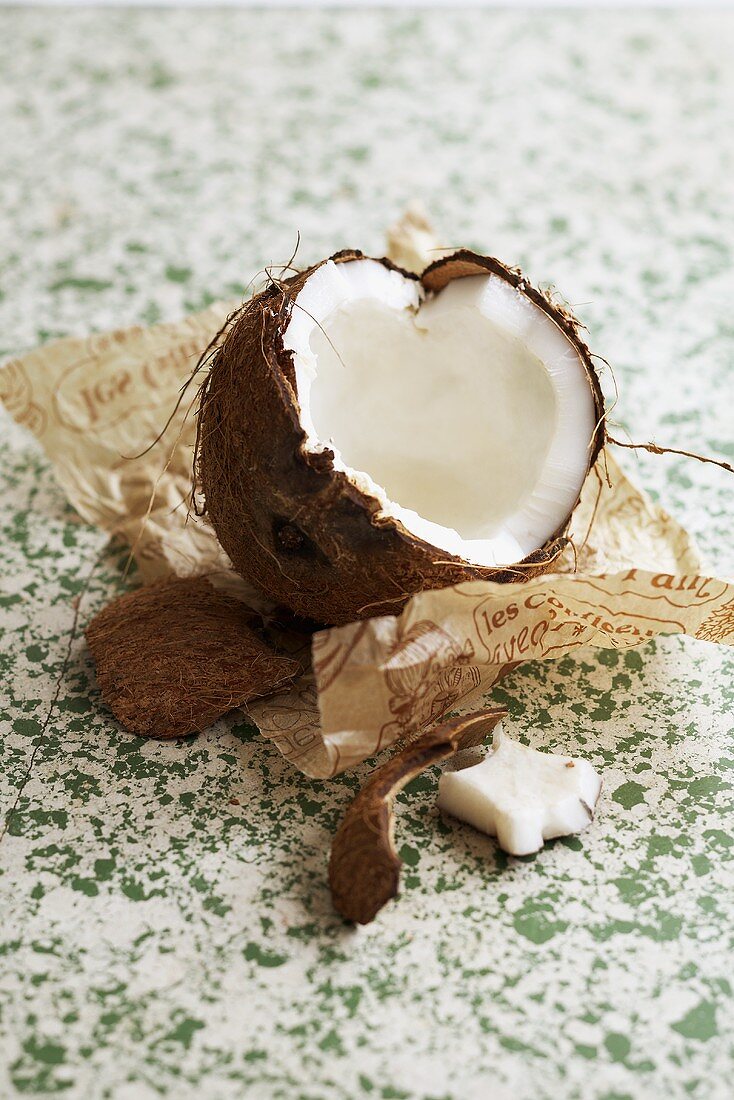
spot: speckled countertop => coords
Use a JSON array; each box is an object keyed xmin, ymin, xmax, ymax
[{"xmin": 1, "ymin": 8, "xmax": 733, "ymax": 1099}]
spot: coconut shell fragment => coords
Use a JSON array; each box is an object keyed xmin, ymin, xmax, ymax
[
  {"xmin": 86, "ymin": 576, "xmax": 299, "ymax": 739},
  {"xmin": 329, "ymin": 708, "xmax": 507, "ymax": 925}
]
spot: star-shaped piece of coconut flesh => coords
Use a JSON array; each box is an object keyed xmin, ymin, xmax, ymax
[{"xmin": 437, "ymin": 726, "xmax": 602, "ymax": 856}]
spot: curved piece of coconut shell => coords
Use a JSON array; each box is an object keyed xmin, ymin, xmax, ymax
[
  {"xmin": 329, "ymin": 708, "xmax": 507, "ymax": 925},
  {"xmin": 197, "ymin": 250, "xmax": 605, "ymax": 625}
]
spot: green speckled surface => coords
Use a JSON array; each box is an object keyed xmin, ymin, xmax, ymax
[{"xmin": 1, "ymin": 8, "xmax": 733, "ymax": 1099}]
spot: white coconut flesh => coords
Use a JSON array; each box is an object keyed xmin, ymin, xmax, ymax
[{"xmin": 283, "ymin": 258, "xmax": 597, "ymax": 568}]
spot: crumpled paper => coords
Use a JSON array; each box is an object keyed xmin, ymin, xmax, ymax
[
  {"xmin": 2, "ymin": 213, "xmax": 732, "ymax": 778},
  {"xmin": 0, "ymin": 301, "xmax": 237, "ymax": 581}
]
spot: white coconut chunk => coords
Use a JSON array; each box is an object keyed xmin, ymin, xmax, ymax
[
  {"xmin": 438, "ymin": 726, "xmax": 602, "ymax": 856},
  {"xmin": 283, "ymin": 259, "xmax": 596, "ymax": 568}
]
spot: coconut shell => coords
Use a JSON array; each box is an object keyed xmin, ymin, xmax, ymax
[
  {"xmin": 86, "ymin": 576, "xmax": 299, "ymax": 739},
  {"xmin": 329, "ymin": 708, "xmax": 507, "ymax": 924},
  {"xmin": 198, "ymin": 250, "xmax": 605, "ymax": 626}
]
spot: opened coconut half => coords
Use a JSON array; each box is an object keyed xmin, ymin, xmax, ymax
[{"xmin": 198, "ymin": 250, "xmax": 604, "ymax": 625}]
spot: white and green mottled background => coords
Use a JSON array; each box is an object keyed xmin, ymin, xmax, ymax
[{"xmin": 1, "ymin": 5, "xmax": 733, "ymax": 1099}]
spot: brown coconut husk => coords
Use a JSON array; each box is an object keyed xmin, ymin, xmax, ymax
[
  {"xmin": 196, "ymin": 250, "xmax": 606, "ymax": 626},
  {"xmin": 86, "ymin": 576, "xmax": 300, "ymax": 739}
]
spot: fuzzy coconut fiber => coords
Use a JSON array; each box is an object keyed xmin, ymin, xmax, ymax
[{"xmin": 86, "ymin": 576, "xmax": 299, "ymax": 739}]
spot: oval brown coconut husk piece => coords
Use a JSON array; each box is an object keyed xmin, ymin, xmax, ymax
[
  {"xmin": 197, "ymin": 250, "xmax": 605, "ymax": 626},
  {"xmin": 86, "ymin": 576, "xmax": 300, "ymax": 739}
]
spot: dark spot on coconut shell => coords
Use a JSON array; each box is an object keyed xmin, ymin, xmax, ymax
[
  {"xmin": 273, "ymin": 519, "xmax": 305, "ymax": 553},
  {"xmin": 272, "ymin": 518, "xmax": 325, "ymax": 561}
]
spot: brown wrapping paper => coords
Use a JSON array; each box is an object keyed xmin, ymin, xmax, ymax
[
  {"xmin": 3, "ymin": 215, "xmax": 732, "ymax": 778},
  {"xmin": 0, "ymin": 302, "xmax": 236, "ymax": 580}
]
